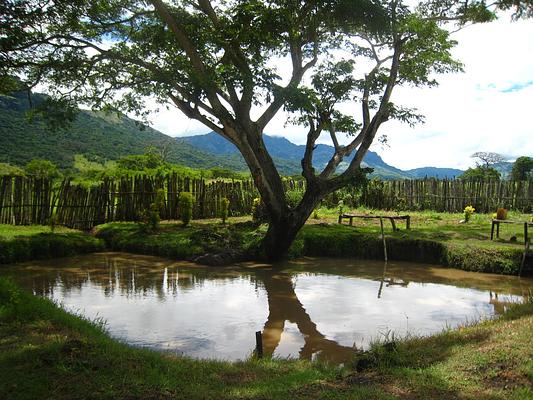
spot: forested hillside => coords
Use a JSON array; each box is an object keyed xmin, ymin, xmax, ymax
[{"xmin": 0, "ymin": 91, "xmax": 245, "ymax": 171}]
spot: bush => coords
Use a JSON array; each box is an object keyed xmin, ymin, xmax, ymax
[
  {"xmin": 154, "ymin": 188, "xmax": 166, "ymax": 212},
  {"xmin": 139, "ymin": 189, "xmax": 166, "ymax": 231},
  {"xmin": 463, "ymin": 205, "xmax": 475, "ymax": 222},
  {"xmin": 285, "ymin": 190, "xmax": 303, "ymax": 209},
  {"xmin": 179, "ymin": 192, "xmax": 193, "ymax": 226},
  {"xmin": 251, "ymin": 197, "xmax": 268, "ymax": 223},
  {"xmin": 220, "ymin": 197, "xmax": 229, "ymax": 224}
]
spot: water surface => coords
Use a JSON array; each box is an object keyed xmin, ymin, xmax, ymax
[{"xmin": 3, "ymin": 253, "xmax": 532, "ymax": 362}]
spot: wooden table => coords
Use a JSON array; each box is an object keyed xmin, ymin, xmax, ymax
[{"xmin": 338, "ymin": 214, "xmax": 410, "ymax": 231}]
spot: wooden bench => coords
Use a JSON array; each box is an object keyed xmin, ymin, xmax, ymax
[
  {"xmin": 490, "ymin": 219, "xmax": 533, "ymax": 242},
  {"xmin": 490, "ymin": 219, "xmax": 533, "ymax": 276},
  {"xmin": 338, "ymin": 214, "xmax": 411, "ymax": 231}
]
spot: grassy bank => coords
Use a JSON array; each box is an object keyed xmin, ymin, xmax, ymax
[
  {"xmin": 94, "ymin": 220, "xmax": 259, "ymax": 260},
  {"xmin": 0, "ymin": 225, "xmax": 105, "ymax": 264},
  {"xmin": 298, "ymin": 224, "xmax": 525, "ymax": 274},
  {"xmin": 1, "ymin": 278, "xmax": 531, "ymax": 399},
  {"xmin": 94, "ymin": 208, "xmax": 530, "ymax": 274},
  {"xmin": 2, "ymin": 207, "xmax": 530, "ymax": 273}
]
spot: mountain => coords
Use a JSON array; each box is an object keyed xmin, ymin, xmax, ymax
[
  {"xmin": 182, "ymin": 132, "xmax": 409, "ymax": 179},
  {"xmin": 0, "ymin": 90, "xmax": 466, "ymax": 179},
  {"xmin": 493, "ymin": 162, "xmax": 514, "ymax": 179},
  {"xmin": 182, "ymin": 132, "xmax": 463, "ymax": 179},
  {"xmin": 406, "ymin": 167, "xmax": 464, "ymax": 179},
  {"xmin": 0, "ymin": 91, "xmax": 246, "ymax": 171}
]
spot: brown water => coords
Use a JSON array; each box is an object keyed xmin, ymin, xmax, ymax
[{"xmin": 3, "ymin": 253, "xmax": 532, "ymax": 363}]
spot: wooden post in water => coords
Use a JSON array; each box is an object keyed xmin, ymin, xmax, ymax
[
  {"xmin": 379, "ymin": 217, "xmax": 388, "ymax": 262},
  {"xmin": 378, "ymin": 261, "xmax": 388, "ymax": 299},
  {"xmin": 255, "ymin": 331, "xmax": 263, "ymax": 358}
]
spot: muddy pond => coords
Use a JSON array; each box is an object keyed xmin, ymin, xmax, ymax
[{"xmin": 3, "ymin": 252, "xmax": 532, "ymax": 363}]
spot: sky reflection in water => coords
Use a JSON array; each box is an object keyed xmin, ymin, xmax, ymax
[{"xmin": 4, "ymin": 253, "xmax": 532, "ymax": 362}]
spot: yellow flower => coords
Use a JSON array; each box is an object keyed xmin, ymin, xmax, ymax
[{"xmin": 464, "ymin": 205, "xmax": 475, "ymax": 214}]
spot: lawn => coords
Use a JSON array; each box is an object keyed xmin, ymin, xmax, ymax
[
  {"xmin": 312, "ymin": 207, "xmax": 532, "ymax": 247},
  {"xmin": 0, "ymin": 224, "xmax": 76, "ymax": 240}
]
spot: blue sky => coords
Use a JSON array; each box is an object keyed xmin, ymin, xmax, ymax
[{"xmin": 149, "ymin": 13, "xmax": 533, "ymax": 170}]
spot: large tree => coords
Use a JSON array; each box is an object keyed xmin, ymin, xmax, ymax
[
  {"xmin": 1, "ymin": 0, "xmax": 530, "ymax": 259},
  {"xmin": 511, "ymin": 156, "xmax": 533, "ymax": 180}
]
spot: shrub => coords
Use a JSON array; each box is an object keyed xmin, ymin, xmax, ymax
[
  {"xmin": 338, "ymin": 200, "xmax": 345, "ymax": 216},
  {"xmin": 154, "ymin": 189, "xmax": 166, "ymax": 213},
  {"xmin": 0, "ymin": 233, "xmax": 105, "ymax": 264},
  {"xmin": 220, "ymin": 197, "xmax": 230, "ymax": 224},
  {"xmin": 285, "ymin": 190, "xmax": 303, "ymax": 209},
  {"xmin": 179, "ymin": 192, "xmax": 194, "ymax": 226},
  {"xmin": 463, "ymin": 205, "xmax": 475, "ymax": 222},
  {"xmin": 342, "ymin": 193, "xmax": 353, "ymax": 208},
  {"xmin": 139, "ymin": 189, "xmax": 166, "ymax": 231},
  {"xmin": 148, "ymin": 204, "xmax": 161, "ymax": 230},
  {"xmin": 251, "ymin": 197, "xmax": 268, "ymax": 223}
]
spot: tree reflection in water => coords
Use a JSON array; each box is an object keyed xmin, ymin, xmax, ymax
[{"xmin": 257, "ymin": 271, "xmax": 358, "ymax": 362}]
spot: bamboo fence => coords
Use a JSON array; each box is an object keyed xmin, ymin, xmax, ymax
[
  {"xmin": 359, "ymin": 179, "xmax": 533, "ymax": 213},
  {"xmin": 0, "ymin": 174, "xmax": 258, "ymax": 230},
  {"xmin": 0, "ymin": 175, "xmax": 531, "ymax": 230}
]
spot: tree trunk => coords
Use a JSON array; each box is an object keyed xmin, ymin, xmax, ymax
[
  {"xmin": 263, "ymin": 215, "xmax": 301, "ymax": 261},
  {"xmin": 262, "ymin": 186, "xmax": 322, "ymax": 261}
]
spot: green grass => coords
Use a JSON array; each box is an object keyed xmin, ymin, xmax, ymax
[
  {"xmin": 95, "ymin": 208, "xmax": 531, "ymax": 274},
  {"xmin": 303, "ymin": 207, "xmax": 532, "ymax": 274},
  {"xmin": 1, "ymin": 278, "xmax": 532, "ymax": 399},
  {"xmin": 3, "ymin": 207, "xmax": 532, "ymax": 272},
  {"xmin": 0, "ymin": 231, "xmax": 105, "ymax": 264},
  {"xmin": 0, "ymin": 224, "xmax": 76, "ymax": 240},
  {"xmin": 95, "ymin": 220, "xmax": 260, "ymax": 260}
]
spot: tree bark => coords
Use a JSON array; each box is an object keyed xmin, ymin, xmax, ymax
[{"xmin": 262, "ymin": 182, "xmax": 323, "ymax": 261}]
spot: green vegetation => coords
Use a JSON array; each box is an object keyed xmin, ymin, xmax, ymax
[
  {"xmin": 4, "ymin": 0, "xmax": 519, "ymax": 260},
  {"xmin": 511, "ymin": 156, "xmax": 533, "ymax": 180},
  {"xmin": 460, "ymin": 166, "xmax": 501, "ymax": 181},
  {"xmin": 220, "ymin": 197, "xmax": 230, "ymax": 224},
  {"xmin": 1, "ymin": 206, "xmax": 529, "ymax": 273},
  {"xmin": 94, "ymin": 207, "xmax": 532, "ymax": 274},
  {"xmin": 0, "ymin": 162, "xmax": 24, "ymax": 177},
  {"xmin": 179, "ymin": 192, "xmax": 194, "ymax": 227},
  {"xmin": 0, "ymin": 92, "xmax": 249, "ymax": 173},
  {"xmin": 24, "ymin": 158, "xmax": 61, "ymax": 179},
  {"xmin": 139, "ymin": 188, "xmax": 166, "ymax": 232},
  {"xmin": 0, "ymin": 225, "xmax": 75, "ymax": 240},
  {"xmin": 95, "ymin": 221, "xmax": 256, "ymax": 260},
  {"xmin": 0, "ymin": 226, "xmax": 104, "ymax": 264},
  {"xmin": 1, "ymin": 277, "xmax": 531, "ymax": 399}
]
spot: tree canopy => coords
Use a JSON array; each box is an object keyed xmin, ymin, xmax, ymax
[
  {"xmin": 511, "ymin": 156, "xmax": 533, "ymax": 181},
  {"xmin": 24, "ymin": 159, "xmax": 61, "ymax": 179},
  {"xmin": 2, "ymin": 0, "xmax": 531, "ymax": 258},
  {"xmin": 471, "ymin": 152, "xmax": 506, "ymax": 169},
  {"xmin": 460, "ymin": 166, "xmax": 501, "ymax": 181}
]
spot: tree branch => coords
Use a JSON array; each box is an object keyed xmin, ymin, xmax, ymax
[{"xmin": 256, "ymin": 39, "xmax": 319, "ymax": 131}]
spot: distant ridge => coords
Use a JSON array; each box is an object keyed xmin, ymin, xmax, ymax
[
  {"xmin": 182, "ymin": 132, "xmax": 464, "ymax": 179},
  {"xmin": 406, "ymin": 167, "xmax": 464, "ymax": 179}
]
